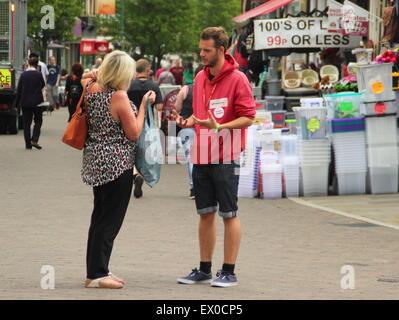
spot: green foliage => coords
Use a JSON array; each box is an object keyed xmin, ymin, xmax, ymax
[
  {"xmin": 27, "ymin": 0, "xmax": 83, "ymax": 55},
  {"xmin": 95, "ymin": 0, "xmax": 241, "ymax": 63}
]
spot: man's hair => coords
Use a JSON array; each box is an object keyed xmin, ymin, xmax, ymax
[
  {"xmin": 200, "ymin": 27, "xmax": 229, "ymax": 51},
  {"xmin": 28, "ymin": 57, "xmax": 39, "ymax": 67},
  {"xmin": 136, "ymin": 59, "xmax": 150, "ymax": 73},
  {"xmin": 29, "ymin": 52, "xmax": 39, "ymax": 59}
]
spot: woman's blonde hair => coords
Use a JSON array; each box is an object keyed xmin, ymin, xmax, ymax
[{"xmin": 97, "ymin": 50, "xmax": 136, "ymax": 91}]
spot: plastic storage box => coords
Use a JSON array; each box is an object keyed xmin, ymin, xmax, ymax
[
  {"xmin": 362, "ymin": 100, "xmax": 396, "ymax": 116},
  {"xmin": 324, "ymin": 92, "xmax": 361, "ymax": 119},
  {"xmin": 356, "ymin": 63, "xmax": 395, "ymax": 102},
  {"xmin": 271, "ymin": 111, "xmax": 286, "ymax": 128},
  {"xmin": 337, "ymin": 172, "xmax": 366, "ymax": 195},
  {"xmin": 265, "ymin": 96, "xmax": 285, "ymax": 111}
]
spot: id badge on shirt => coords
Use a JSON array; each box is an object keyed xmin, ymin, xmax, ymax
[{"xmin": 210, "ymin": 98, "xmax": 228, "ymax": 119}]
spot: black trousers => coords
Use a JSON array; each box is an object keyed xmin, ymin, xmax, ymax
[
  {"xmin": 22, "ymin": 107, "xmax": 43, "ymax": 148},
  {"xmin": 86, "ymin": 169, "xmax": 134, "ymax": 279}
]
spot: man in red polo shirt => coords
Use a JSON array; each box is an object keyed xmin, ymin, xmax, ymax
[{"xmin": 173, "ymin": 27, "xmax": 255, "ymax": 288}]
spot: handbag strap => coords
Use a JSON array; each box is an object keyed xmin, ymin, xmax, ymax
[{"xmin": 146, "ymin": 99, "xmax": 154, "ymax": 127}]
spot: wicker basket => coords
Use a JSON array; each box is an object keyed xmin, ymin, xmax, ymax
[
  {"xmin": 301, "ymin": 69, "xmax": 319, "ymax": 87},
  {"xmin": 284, "ymin": 71, "xmax": 301, "ymax": 89},
  {"xmin": 320, "ymin": 65, "xmax": 339, "ymax": 83}
]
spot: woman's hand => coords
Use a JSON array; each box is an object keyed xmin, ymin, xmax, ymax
[
  {"xmin": 82, "ymin": 69, "xmax": 99, "ymax": 80},
  {"xmin": 143, "ymin": 90, "xmax": 156, "ymax": 105}
]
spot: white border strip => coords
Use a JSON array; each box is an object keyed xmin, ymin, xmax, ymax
[{"xmin": 289, "ymin": 197, "xmax": 399, "ymax": 231}]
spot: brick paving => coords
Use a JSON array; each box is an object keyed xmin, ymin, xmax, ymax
[{"xmin": 1, "ymin": 108, "xmax": 399, "ymax": 300}]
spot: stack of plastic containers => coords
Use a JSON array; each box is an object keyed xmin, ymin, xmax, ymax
[
  {"xmin": 331, "ymin": 118, "xmax": 367, "ymax": 195},
  {"xmin": 365, "ymin": 116, "xmax": 398, "ymax": 194},
  {"xmin": 298, "ymin": 139, "xmax": 331, "ymax": 196},
  {"xmin": 238, "ymin": 127, "xmax": 260, "ymax": 198},
  {"xmin": 355, "ymin": 63, "xmax": 399, "ymax": 194},
  {"xmin": 260, "ymin": 151, "xmax": 282, "ymax": 199},
  {"xmin": 280, "ymin": 135, "xmax": 299, "ymax": 197}
]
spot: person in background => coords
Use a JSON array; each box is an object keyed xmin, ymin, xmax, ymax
[
  {"xmin": 174, "ymin": 65, "xmax": 203, "ymax": 199},
  {"xmin": 47, "ymin": 56, "xmax": 61, "ymax": 110},
  {"xmin": 158, "ymin": 63, "xmax": 175, "ymax": 86},
  {"xmin": 81, "ymin": 51, "xmax": 156, "ymax": 289},
  {"xmin": 29, "ymin": 53, "xmax": 49, "ymax": 83},
  {"xmin": 15, "ymin": 56, "xmax": 46, "ymax": 150},
  {"xmin": 155, "ymin": 64, "xmax": 164, "ymax": 81},
  {"xmin": 65, "ymin": 63, "xmax": 84, "ymax": 122},
  {"xmin": 127, "ymin": 58, "xmax": 163, "ymax": 198},
  {"xmin": 183, "ymin": 62, "xmax": 194, "ymax": 85},
  {"xmin": 170, "ymin": 60, "xmax": 185, "ymax": 86},
  {"xmin": 92, "ymin": 57, "xmax": 103, "ymax": 70}
]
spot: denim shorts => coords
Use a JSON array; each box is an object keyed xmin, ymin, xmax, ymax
[{"xmin": 192, "ymin": 162, "xmax": 240, "ymax": 219}]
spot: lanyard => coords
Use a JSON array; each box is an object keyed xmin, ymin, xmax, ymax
[{"xmin": 202, "ymin": 82, "xmax": 218, "ymax": 114}]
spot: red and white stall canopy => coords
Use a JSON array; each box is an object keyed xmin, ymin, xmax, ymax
[{"xmin": 80, "ymin": 39, "xmax": 110, "ymax": 55}]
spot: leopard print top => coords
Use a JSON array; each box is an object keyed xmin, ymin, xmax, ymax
[{"xmin": 81, "ymin": 81, "xmax": 138, "ymax": 187}]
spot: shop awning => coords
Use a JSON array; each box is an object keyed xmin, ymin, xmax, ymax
[{"xmin": 233, "ymin": 0, "xmax": 295, "ymax": 24}]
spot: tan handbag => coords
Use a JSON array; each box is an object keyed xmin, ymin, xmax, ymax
[{"xmin": 61, "ymin": 81, "xmax": 88, "ymax": 150}]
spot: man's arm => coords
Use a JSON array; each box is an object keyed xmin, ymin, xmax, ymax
[{"xmin": 219, "ymin": 116, "xmax": 253, "ymax": 130}]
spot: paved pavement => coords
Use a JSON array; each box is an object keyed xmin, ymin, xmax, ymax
[{"xmin": 1, "ymin": 108, "xmax": 399, "ymax": 300}]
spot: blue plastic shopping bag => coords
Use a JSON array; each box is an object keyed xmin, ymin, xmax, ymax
[{"xmin": 135, "ymin": 101, "xmax": 163, "ymax": 187}]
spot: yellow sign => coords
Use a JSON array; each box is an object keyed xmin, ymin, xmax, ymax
[
  {"xmin": 0, "ymin": 69, "xmax": 12, "ymax": 90},
  {"xmin": 307, "ymin": 118, "xmax": 320, "ymax": 133},
  {"xmin": 96, "ymin": 0, "xmax": 115, "ymax": 15},
  {"xmin": 372, "ymin": 81, "xmax": 384, "ymax": 94}
]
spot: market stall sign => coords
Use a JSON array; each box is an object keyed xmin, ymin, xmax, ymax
[
  {"xmin": 254, "ymin": 18, "xmax": 361, "ymax": 50},
  {"xmin": 95, "ymin": 41, "xmax": 109, "ymax": 53},
  {"xmin": 328, "ymin": 0, "xmax": 369, "ymax": 37},
  {"xmin": 0, "ymin": 69, "xmax": 12, "ymax": 90},
  {"xmin": 80, "ymin": 39, "xmax": 95, "ymax": 55}
]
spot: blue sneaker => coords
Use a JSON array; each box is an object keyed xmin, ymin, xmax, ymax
[
  {"xmin": 210, "ymin": 270, "xmax": 238, "ymax": 288},
  {"xmin": 177, "ymin": 268, "xmax": 212, "ymax": 285}
]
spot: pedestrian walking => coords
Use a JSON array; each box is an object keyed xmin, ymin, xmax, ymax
[
  {"xmin": 81, "ymin": 51, "xmax": 156, "ymax": 289},
  {"xmin": 15, "ymin": 56, "xmax": 46, "ymax": 150},
  {"xmin": 158, "ymin": 63, "xmax": 175, "ymax": 86},
  {"xmin": 47, "ymin": 56, "xmax": 61, "ymax": 110},
  {"xmin": 127, "ymin": 58, "xmax": 163, "ymax": 198},
  {"xmin": 29, "ymin": 53, "xmax": 49, "ymax": 83},
  {"xmin": 170, "ymin": 60, "xmax": 184, "ymax": 86},
  {"xmin": 173, "ymin": 27, "xmax": 256, "ymax": 288},
  {"xmin": 64, "ymin": 63, "xmax": 84, "ymax": 122},
  {"xmin": 175, "ymin": 65, "xmax": 203, "ymax": 199}
]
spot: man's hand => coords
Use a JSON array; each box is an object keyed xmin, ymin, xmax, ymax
[
  {"xmin": 192, "ymin": 110, "xmax": 218, "ymax": 129},
  {"xmin": 169, "ymin": 109, "xmax": 193, "ymax": 128}
]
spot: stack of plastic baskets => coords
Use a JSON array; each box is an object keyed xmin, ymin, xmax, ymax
[
  {"xmin": 331, "ymin": 118, "xmax": 367, "ymax": 195},
  {"xmin": 298, "ymin": 139, "xmax": 331, "ymax": 196},
  {"xmin": 365, "ymin": 116, "xmax": 399, "ymax": 194}
]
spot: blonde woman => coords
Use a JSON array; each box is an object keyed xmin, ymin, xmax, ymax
[{"xmin": 81, "ymin": 51, "xmax": 155, "ymax": 289}]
